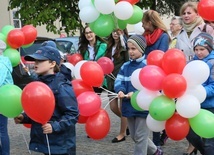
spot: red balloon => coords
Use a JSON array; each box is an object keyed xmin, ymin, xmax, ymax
[
  {"xmin": 7, "ymin": 29, "xmax": 25, "ymax": 48},
  {"xmin": 165, "ymin": 112, "xmax": 190, "ymax": 141},
  {"xmin": 97, "ymin": 57, "xmax": 114, "ymax": 74},
  {"xmin": 198, "ymin": 0, "xmax": 214, "ymax": 21},
  {"xmin": 67, "ymin": 53, "xmax": 83, "ymax": 66},
  {"xmin": 21, "ymin": 25, "xmax": 37, "ymax": 45},
  {"xmin": 77, "ymin": 114, "xmax": 89, "ymax": 124},
  {"xmin": 21, "ymin": 81, "xmax": 55, "ymax": 124},
  {"xmin": 77, "ymin": 91, "xmax": 101, "ymax": 116},
  {"xmin": 119, "ymin": 0, "xmax": 140, "ymax": 5},
  {"xmin": 71, "ymin": 79, "xmax": 94, "ymax": 97},
  {"xmin": 139, "ymin": 65, "xmax": 166, "ymax": 91},
  {"xmin": 147, "ymin": 50, "xmax": 164, "ymax": 68},
  {"xmin": 162, "ymin": 48, "xmax": 186, "ymax": 75},
  {"xmin": 162, "ymin": 74, "xmax": 187, "ymax": 98},
  {"xmin": 23, "ymin": 124, "xmax": 32, "ymax": 128},
  {"xmin": 85, "ymin": 109, "xmax": 110, "ymax": 140},
  {"xmin": 80, "ymin": 61, "xmax": 104, "ymax": 87}
]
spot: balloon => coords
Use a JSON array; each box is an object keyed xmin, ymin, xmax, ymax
[
  {"xmin": 80, "ymin": 61, "xmax": 104, "ymax": 87},
  {"xmin": 125, "ymin": 5, "xmax": 143, "ymax": 24},
  {"xmin": 89, "ymin": 14, "xmax": 115, "ymax": 37},
  {"xmin": 131, "ymin": 68, "xmax": 144, "ymax": 90},
  {"xmin": 117, "ymin": 19, "xmax": 127, "ymax": 30},
  {"xmin": 0, "ymin": 84, "xmax": 23, "ymax": 118},
  {"xmin": 162, "ymin": 74, "xmax": 187, "ymax": 98},
  {"xmin": 78, "ymin": 114, "xmax": 89, "ymax": 124},
  {"xmin": 182, "ymin": 60, "xmax": 209, "ymax": 87},
  {"xmin": 7, "ymin": 29, "xmax": 25, "ymax": 49},
  {"xmin": 165, "ymin": 112, "xmax": 190, "ymax": 141},
  {"xmin": 97, "ymin": 57, "xmax": 114, "ymax": 75},
  {"xmin": 63, "ymin": 62, "xmax": 74, "ymax": 77},
  {"xmin": 162, "ymin": 48, "xmax": 186, "ymax": 75},
  {"xmin": 71, "ymin": 79, "xmax": 94, "ymax": 97},
  {"xmin": 0, "ymin": 33, "xmax": 6, "ymax": 43},
  {"xmin": 77, "ymin": 91, "xmax": 101, "ymax": 116},
  {"xmin": 1, "ymin": 25, "xmax": 14, "ymax": 36},
  {"xmin": 73, "ymin": 60, "xmax": 87, "ymax": 79},
  {"xmin": 189, "ymin": 109, "xmax": 214, "ymax": 138},
  {"xmin": 78, "ymin": 0, "xmax": 93, "ymax": 10},
  {"xmin": 119, "ymin": 0, "xmax": 140, "ymax": 5},
  {"xmin": 146, "ymin": 114, "xmax": 166, "ymax": 132},
  {"xmin": 149, "ymin": 95, "xmax": 175, "ymax": 121},
  {"xmin": 136, "ymin": 88, "xmax": 161, "ymax": 110},
  {"xmin": 67, "ymin": 53, "xmax": 83, "ymax": 66},
  {"xmin": 147, "ymin": 50, "xmax": 164, "ymax": 68},
  {"xmin": 94, "ymin": 0, "xmax": 115, "ymax": 14},
  {"xmin": 3, "ymin": 48, "xmax": 21, "ymax": 67},
  {"xmin": 130, "ymin": 91, "xmax": 144, "ymax": 111},
  {"xmin": 85, "ymin": 109, "xmax": 110, "ymax": 140},
  {"xmin": 21, "ymin": 81, "xmax": 55, "ymax": 124},
  {"xmin": 198, "ymin": 0, "xmax": 214, "ymax": 21},
  {"xmin": 21, "ymin": 25, "xmax": 37, "ymax": 45},
  {"xmin": 139, "ymin": 65, "xmax": 166, "ymax": 91},
  {"xmin": 114, "ymin": 1, "xmax": 134, "ymax": 20},
  {"xmin": 79, "ymin": 5, "xmax": 100, "ymax": 23},
  {"xmin": 23, "ymin": 124, "xmax": 32, "ymax": 128},
  {"xmin": 134, "ymin": 22, "xmax": 145, "ymax": 35},
  {"xmin": 184, "ymin": 85, "xmax": 206, "ymax": 103},
  {"xmin": 176, "ymin": 94, "xmax": 201, "ymax": 118}
]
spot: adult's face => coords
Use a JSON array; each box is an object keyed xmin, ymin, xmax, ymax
[
  {"xmin": 181, "ymin": 6, "xmax": 198, "ymax": 24},
  {"xmin": 170, "ymin": 19, "xmax": 182, "ymax": 34}
]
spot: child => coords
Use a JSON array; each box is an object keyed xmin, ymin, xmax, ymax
[
  {"xmin": 14, "ymin": 46, "xmax": 79, "ymax": 155},
  {"xmin": 0, "ymin": 40, "xmax": 13, "ymax": 155},
  {"xmin": 114, "ymin": 35, "xmax": 163, "ymax": 155},
  {"xmin": 186, "ymin": 32, "xmax": 214, "ymax": 155}
]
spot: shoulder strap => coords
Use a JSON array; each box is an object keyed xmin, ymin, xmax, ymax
[{"xmin": 202, "ymin": 24, "xmax": 207, "ymax": 32}]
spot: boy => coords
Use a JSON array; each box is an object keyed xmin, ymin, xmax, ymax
[
  {"xmin": 114, "ymin": 35, "xmax": 163, "ymax": 155},
  {"xmin": 14, "ymin": 46, "xmax": 79, "ymax": 155}
]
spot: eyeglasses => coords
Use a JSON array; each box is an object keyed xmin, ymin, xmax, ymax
[
  {"xmin": 170, "ymin": 23, "xmax": 179, "ymax": 26},
  {"xmin": 84, "ymin": 31, "xmax": 93, "ymax": 35}
]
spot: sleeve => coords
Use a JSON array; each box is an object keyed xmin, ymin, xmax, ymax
[
  {"xmin": 114, "ymin": 64, "xmax": 127, "ymax": 93},
  {"xmin": 51, "ymin": 84, "xmax": 79, "ymax": 132},
  {"xmin": 204, "ymin": 64, "xmax": 214, "ymax": 98},
  {"xmin": 158, "ymin": 33, "xmax": 169, "ymax": 52}
]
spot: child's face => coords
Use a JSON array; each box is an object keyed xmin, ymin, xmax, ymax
[
  {"xmin": 194, "ymin": 45, "xmax": 209, "ymax": 59},
  {"xmin": 34, "ymin": 60, "xmax": 55, "ymax": 75},
  {"xmin": 127, "ymin": 42, "xmax": 142, "ymax": 60}
]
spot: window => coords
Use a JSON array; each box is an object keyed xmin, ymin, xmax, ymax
[{"xmin": 12, "ymin": 9, "xmax": 22, "ymax": 28}]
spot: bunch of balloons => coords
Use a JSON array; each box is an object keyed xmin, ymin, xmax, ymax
[
  {"xmin": 130, "ymin": 48, "xmax": 213, "ymax": 141},
  {"xmin": 0, "ymin": 24, "xmax": 37, "ymax": 67},
  {"xmin": 78, "ymin": 0, "xmax": 143, "ymax": 37}
]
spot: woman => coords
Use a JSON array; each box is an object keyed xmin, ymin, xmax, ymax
[{"xmin": 105, "ymin": 29, "xmax": 129, "ymax": 143}]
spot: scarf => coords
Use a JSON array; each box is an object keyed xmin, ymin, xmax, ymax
[
  {"xmin": 144, "ymin": 29, "xmax": 163, "ymax": 46},
  {"xmin": 182, "ymin": 16, "xmax": 203, "ymax": 33}
]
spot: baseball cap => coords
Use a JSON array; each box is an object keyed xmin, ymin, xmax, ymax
[
  {"xmin": 41, "ymin": 40, "xmax": 57, "ymax": 48},
  {"xmin": 24, "ymin": 46, "xmax": 61, "ymax": 65}
]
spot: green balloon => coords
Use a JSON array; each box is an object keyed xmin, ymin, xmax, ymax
[
  {"xmin": 189, "ymin": 109, "xmax": 214, "ymax": 138},
  {"xmin": 1, "ymin": 25, "xmax": 15, "ymax": 36},
  {"xmin": 22, "ymin": 42, "xmax": 34, "ymax": 48},
  {"xmin": 131, "ymin": 91, "xmax": 144, "ymax": 111},
  {"xmin": 117, "ymin": 19, "xmax": 127, "ymax": 30},
  {"xmin": 0, "ymin": 84, "xmax": 23, "ymax": 118},
  {"xmin": 3, "ymin": 48, "xmax": 21, "ymax": 67},
  {"xmin": 126, "ymin": 5, "xmax": 143, "ymax": 24},
  {"xmin": 149, "ymin": 95, "xmax": 175, "ymax": 121},
  {"xmin": 92, "ymin": 14, "xmax": 115, "ymax": 37},
  {"xmin": 0, "ymin": 33, "xmax": 6, "ymax": 42}
]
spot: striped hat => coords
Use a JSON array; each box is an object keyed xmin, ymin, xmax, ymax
[
  {"xmin": 127, "ymin": 35, "xmax": 147, "ymax": 53},
  {"xmin": 193, "ymin": 32, "xmax": 213, "ymax": 53}
]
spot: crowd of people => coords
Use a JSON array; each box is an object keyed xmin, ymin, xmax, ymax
[{"xmin": 1, "ymin": 1, "xmax": 214, "ymax": 155}]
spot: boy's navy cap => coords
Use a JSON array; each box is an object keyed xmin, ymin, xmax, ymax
[{"xmin": 24, "ymin": 46, "xmax": 61, "ymax": 65}]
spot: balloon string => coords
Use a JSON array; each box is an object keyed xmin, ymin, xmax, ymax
[
  {"xmin": 106, "ymin": 74, "xmax": 116, "ymax": 80},
  {"xmin": 12, "ymin": 121, "xmax": 31, "ymax": 154},
  {"xmin": 45, "ymin": 134, "xmax": 51, "ymax": 155},
  {"xmin": 104, "ymin": 96, "xmax": 118, "ymax": 109},
  {"xmin": 99, "ymin": 86, "xmax": 117, "ymax": 95}
]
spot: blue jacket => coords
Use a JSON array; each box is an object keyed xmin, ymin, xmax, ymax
[
  {"xmin": 194, "ymin": 51, "xmax": 214, "ymax": 109},
  {"xmin": 144, "ymin": 32, "xmax": 169, "ymax": 57},
  {"xmin": 22, "ymin": 72, "xmax": 79, "ymax": 154},
  {"xmin": 114, "ymin": 56, "xmax": 148, "ymax": 118},
  {"xmin": 0, "ymin": 56, "xmax": 13, "ymax": 86}
]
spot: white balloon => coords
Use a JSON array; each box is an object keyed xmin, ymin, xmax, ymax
[
  {"xmin": 94, "ymin": 0, "xmax": 115, "ymax": 14},
  {"xmin": 74, "ymin": 60, "xmax": 87, "ymax": 79},
  {"xmin": 176, "ymin": 94, "xmax": 201, "ymax": 118},
  {"xmin": 78, "ymin": 0, "xmax": 93, "ymax": 10},
  {"xmin": 134, "ymin": 22, "xmax": 145, "ymax": 35},
  {"xmin": 146, "ymin": 114, "xmax": 166, "ymax": 132},
  {"xmin": 182, "ymin": 60, "xmax": 210, "ymax": 87},
  {"xmin": 79, "ymin": 6, "xmax": 100, "ymax": 23},
  {"xmin": 131, "ymin": 68, "xmax": 144, "ymax": 90},
  {"xmin": 63, "ymin": 62, "xmax": 74, "ymax": 77},
  {"xmin": 136, "ymin": 89, "xmax": 161, "ymax": 110},
  {"xmin": 114, "ymin": 1, "xmax": 133, "ymax": 20},
  {"xmin": 185, "ymin": 84, "xmax": 207, "ymax": 103}
]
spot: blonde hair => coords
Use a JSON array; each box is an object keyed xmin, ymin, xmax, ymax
[
  {"xmin": 142, "ymin": 10, "xmax": 168, "ymax": 33},
  {"xmin": 180, "ymin": 1, "xmax": 198, "ymax": 16}
]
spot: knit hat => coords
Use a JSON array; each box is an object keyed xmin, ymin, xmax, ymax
[
  {"xmin": 193, "ymin": 32, "xmax": 213, "ymax": 53},
  {"xmin": 127, "ymin": 35, "xmax": 147, "ymax": 53}
]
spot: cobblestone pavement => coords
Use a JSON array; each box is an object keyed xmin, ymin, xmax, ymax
[{"xmin": 8, "ymin": 92, "xmax": 192, "ymax": 155}]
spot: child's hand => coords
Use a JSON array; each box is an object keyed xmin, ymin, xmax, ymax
[
  {"xmin": 42, "ymin": 123, "xmax": 53, "ymax": 134},
  {"xmin": 126, "ymin": 92, "xmax": 133, "ymax": 99},
  {"xmin": 14, "ymin": 114, "xmax": 24, "ymax": 124},
  {"xmin": 118, "ymin": 91, "xmax": 125, "ymax": 98}
]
